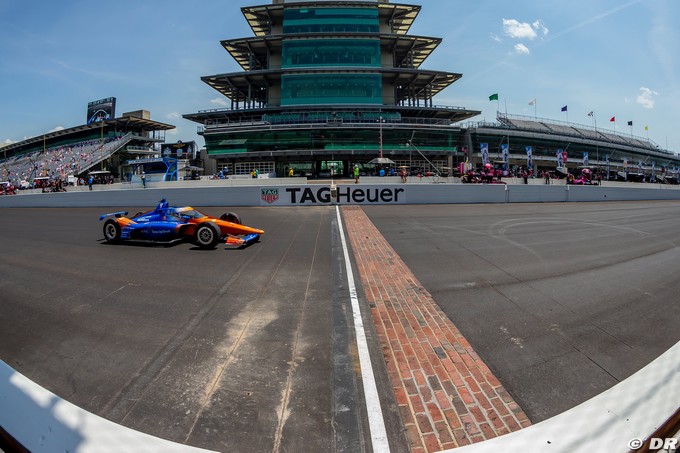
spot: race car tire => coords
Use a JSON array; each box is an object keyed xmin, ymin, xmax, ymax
[
  {"xmin": 103, "ymin": 219, "xmax": 121, "ymax": 243},
  {"xmin": 220, "ymin": 212, "xmax": 242, "ymax": 225},
  {"xmin": 194, "ymin": 222, "xmax": 221, "ymax": 249}
]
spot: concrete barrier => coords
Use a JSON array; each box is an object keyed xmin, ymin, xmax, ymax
[
  {"xmin": 2, "ymin": 183, "xmax": 680, "ymax": 208},
  {"xmin": 0, "ymin": 361, "xmax": 217, "ymax": 453}
]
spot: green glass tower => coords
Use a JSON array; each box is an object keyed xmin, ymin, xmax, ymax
[{"xmin": 184, "ymin": 0, "xmax": 480, "ymax": 177}]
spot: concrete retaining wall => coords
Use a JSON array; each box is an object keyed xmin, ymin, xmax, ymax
[{"xmin": 2, "ymin": 183, "xmax": 680, "ymax": 208}]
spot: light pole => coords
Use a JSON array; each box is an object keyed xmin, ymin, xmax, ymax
[
  {"xmin": 379, "ymin": 115, "xmax": 384, "ymax": 159},
  {"xmin": 100, "ymin": 119, "xmax": 105, "ymax": 170}
]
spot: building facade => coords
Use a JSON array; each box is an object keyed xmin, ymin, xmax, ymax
[{"xmin": 184, "ymin": 0, "xmax": 480, "ymax": 177}]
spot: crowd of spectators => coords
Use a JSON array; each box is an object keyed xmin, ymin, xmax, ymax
[{"xmin": 0, "ymin": 135, "xmax": 124, "ymax": 190}]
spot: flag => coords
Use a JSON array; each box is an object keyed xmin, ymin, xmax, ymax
[
  {"xmin": 627, "ymin": 121, "xmax": 633, "ymax": 126},
  {"xmin": 489, "ymin": 93, "xmax": 499, "ymax": 101},
  {"xmin": 529, "ymin": 99, "xmax": 536, "ymax": 106},
  {"xmin": 561, "ymin": 105, "xmax": 568, "ymax": 112},
  {"xmin": 526, "ymin": 146, "xmax": 533, "ymax": 168},
  {"xmin": 588, "ymin": 111, "xmax": 594, "ymax": 117},
  {"xmin": 610, "ymin": 116, "xmax": 616, "ymax": 122},
  {"xmin": 481, "ymin": 143, "xmax": 489, "ymax": 165}
]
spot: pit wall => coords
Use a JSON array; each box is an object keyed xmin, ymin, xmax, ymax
[{"xmin": 2, "ymin": 183, "xmax": 680, "ymax": 208}]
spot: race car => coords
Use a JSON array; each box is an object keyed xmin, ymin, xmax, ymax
[{"xmin": 100, "ymin": 200, "xmax": 264, "ymax": 249}]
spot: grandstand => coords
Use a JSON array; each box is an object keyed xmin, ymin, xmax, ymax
[
  {"xmin": 183, "ymin": 0, "xmax": 480, "ymax": 178},
  {"xmin": 465, "ymin": 113, "xmax": 680, "ymax": 180},
  {"xmin": 0, "ymin": 110, "xmax": 176, "ymax": 188}
]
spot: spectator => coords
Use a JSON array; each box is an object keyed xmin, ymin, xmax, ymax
[
  {"xmin": 88, "ymin": 175, "xmax": 93, "ymax": 191},
  {"xmin": 353, "ymin": 165, "xmax": 360, "ymax": 184}
]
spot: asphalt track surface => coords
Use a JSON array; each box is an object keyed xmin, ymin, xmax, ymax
[{"xmin": 1, "ymin": 201, "xmax": 679, "ymax": 452}]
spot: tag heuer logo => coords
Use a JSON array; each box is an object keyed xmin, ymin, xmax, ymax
[{"xmin": 261, "ymin": 188, "xmax": 279, "ymax": 204}]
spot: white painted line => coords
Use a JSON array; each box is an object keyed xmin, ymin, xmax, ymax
[{"xmin": 336, "ymin": 206, "xmax": 391, "ymax": 453}]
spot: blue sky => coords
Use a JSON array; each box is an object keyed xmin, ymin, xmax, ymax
[{"xmin": 1, "ymin": 0, "xmax": 678, "ymax": 152}]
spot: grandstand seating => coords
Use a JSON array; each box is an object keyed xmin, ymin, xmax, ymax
[
  {"xmin": 496, "ymin": 115, "xmax": 661, "ymax": 153},
  {"xmin": 598, "ymin": 132, "xmax": 629, "ymax": 145},
  {"xmin": 0, "ymin": 134, "xmax": 130, "ymax": 186},
  {"xmin": 544, "ymin": 123, "xmax": 583, "ymax": 137},
  {"xmin": 500, "ymin": 117, "xmax": 553, "ymax": 133},
  {"xmin": 575, "ymin": 128, "xmax": 604, "ymax": 141}
]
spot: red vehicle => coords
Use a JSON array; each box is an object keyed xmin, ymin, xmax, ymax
[
  {"xmin": 569, "ymin": 168, "xmax": 598, "ymax": 185},
  {"xmin": 0, "ymin": 182, "xmax": 15, "ymax": 195}
]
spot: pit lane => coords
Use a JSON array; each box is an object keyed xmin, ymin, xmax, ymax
[{"xmin": 1, "ymin": 202, "xmax": 679, "ymax": 451}]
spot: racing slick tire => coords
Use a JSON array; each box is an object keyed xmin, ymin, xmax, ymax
[
  {"xmin": 220, "ymin": 212, "xmax": 242, "ymax": 225},
  {"xmin": 193, "ymin": 222, "xmax": 221, "ymax": 249},
  {"xmin": 103, "ymin": 219, "xmax": 122, "ymax": 243}
]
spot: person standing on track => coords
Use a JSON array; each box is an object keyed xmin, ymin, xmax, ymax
[{"xmin": 354, "ymin": 164, "xmax": 360, "ymax": 184}]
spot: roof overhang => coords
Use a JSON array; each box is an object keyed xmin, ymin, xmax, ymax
[
  {"xmin": 241, "ymin": 2, "xmax": 420, "ymax": 37},
  {"xmin": 1, "ymin": 118, "xmax": 175, "ymax": 155},
  {"xmin": 201, "ymin": 67, "xmax": 462, "ymax": 103},
  {"xmin": 222, "ymin": 33, "xmax": 442, "ymax": 71},
  {"xmin": 184, "ymin": 104, "xmax": 480, "ymax": 125}
]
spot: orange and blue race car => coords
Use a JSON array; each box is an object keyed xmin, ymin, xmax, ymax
[{"xmin": 99, "ymin": 200, "xmax": 264, "ymax": 249}]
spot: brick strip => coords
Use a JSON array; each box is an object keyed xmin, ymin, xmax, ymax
[{"xmin": 341, "ymin": 206, "xmax": 531, "ymax": 452}]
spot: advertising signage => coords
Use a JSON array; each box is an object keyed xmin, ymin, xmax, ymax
[
  {"xmin": 161, "ymin": 141, "xmax": 197, "ymax": 159},
  {"xmin": 87, "ymin": 97, "xmax": 116, "ymax": 124}
]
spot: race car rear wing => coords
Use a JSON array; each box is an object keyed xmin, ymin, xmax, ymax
[{"xmin": 99, "ymin": 211, "xmax": 129, "ymax": 221}]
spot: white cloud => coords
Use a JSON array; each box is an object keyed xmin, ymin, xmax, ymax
[
  {"xmin": 49, "ymin": 126, "xmax": 65, "ymax": 133},
  {"xmin": 490, "ymin": 33, "xmax": 502, "ymax": 43},
  {"xmin": 503, "ymin": 19, "xmax": 536, "ymax": 39},
  {"xmin": 514, "ymin": 44, "xmax": 530, "ymax": 55},
  {"xmin": 210, "ymin": 97, "xmax": 229, "ymax": 107},
  {"xmin": 533, "ymin": 20, "xmax": 549, "ymax": 36},
  {"xmin": 637, "ymin": 87, "xmax": 659, "ymax": 109},
  {"xmin": 167, "ymin": 112, "xmax": 181, "ymax": 119},
  {"xmin": 503, "ymin": 19, "xmax": 549, "ymax": 40},
  {"xmin": 1, "ymin": 139, "xmax": 15, "ymax": 147}
]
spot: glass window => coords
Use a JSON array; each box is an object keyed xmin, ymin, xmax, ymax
[
  {"xmin": 283, "ymin": 8, "xmax": 379, "ymax": 34},
  {"xmin": 204, "ymin": 128, "xmax": 460, "ymax": 155},
  {"xmin": 281, "ymin": 74, "xmax": 382, "ymax": 105},
  {"xmin": 234, "ymin": 162, "xmax": 274, "ymax": 176},
  {"xmin": 282, "ymin": 39, "xmax": 381, "ymax": 68}
]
